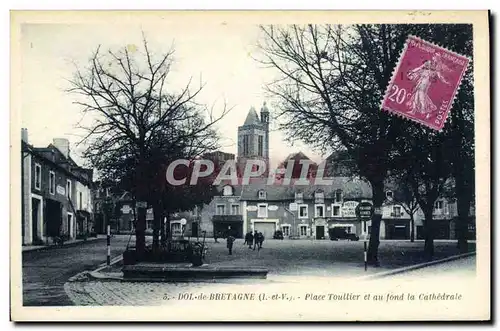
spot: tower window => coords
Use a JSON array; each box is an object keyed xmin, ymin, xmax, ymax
[
  {"xmin": 258, "ymin": 136, "xmax": 264, "ymax": 156},
  {"xmin": 243, "ymin": 135, "xmax": 250, "ymax": 155}
]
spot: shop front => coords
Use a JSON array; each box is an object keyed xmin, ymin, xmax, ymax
[
  {"xmin": 212, "ymin": 215, "xmax": 244, "ymax": 239},
  {"xmin": 384, "ymin": 219, "xmax": 410, "ymax": 240}
]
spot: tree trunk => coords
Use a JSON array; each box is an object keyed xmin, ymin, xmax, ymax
[
  {"xmin": 367, "ymin": 178, "xmax": 385, "ymax": 266},
  {"xmin": 422, "ymin": 206, "xmax": 434, "ymax": 260},
  {"xmin": 165, "ymin": 212, "xmax": 171, "ymax": 240},
  {"xmin": 135, "ymin": 206, "xmax": 147, "ymax": 259},
  {"xmin": 160, "ymin": 209, "xmax": 166, "ymax": 247},
  {"xmin": 410, "ymin": 213, "xmax": 415, "ymax": 243},
  {"xmin": 456, "ymin": 197, "xmax": 471, "ymax": 253},
  {"xmin": 152, "ymin": 202, "xmax": 162, "ymax": 252},
  {"xmin": 454, "ymin": 169, "xmax": 471, "ymax": 253}
]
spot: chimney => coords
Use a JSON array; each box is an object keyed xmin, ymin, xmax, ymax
[
  {"xmin": 21, "ymin": 128, "xmax": 28, "ymax": 143},
  {"xmin": 53, "ymin": 138, "xmax": 70, "ymax": 158}
]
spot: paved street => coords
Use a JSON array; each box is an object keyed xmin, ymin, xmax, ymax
[
  {"xmin": 383, "ymin": 254, "xmax": 476, "ymax": 281},
  {"xmin": 64, "ymin": 239, "xmax": 476, "ymax": 306},
  {"xmin": 22, "ymin": 235, "xmax": 138, "ymax": 306}
]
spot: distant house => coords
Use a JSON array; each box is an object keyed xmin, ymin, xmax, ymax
[
  {"xmin": 21, "ymin": 129, "xmax": 94, "ymax": 245},
  {"xmin": 199, "ymin": 177, "xmax": 373, "ymax": 240}
]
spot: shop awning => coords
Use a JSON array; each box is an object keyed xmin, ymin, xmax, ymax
[{"xmin": 329, "ymin": 223, "xmax": 355, "ymax": 228}]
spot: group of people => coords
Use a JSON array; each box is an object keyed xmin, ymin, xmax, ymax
[
  {"xmin": 244, "ymin": 230, "xmax": 265, "ymax": 251},
  {"xmin": 224, "ymin": 230, "xmax": 265, "ymax": 255}
]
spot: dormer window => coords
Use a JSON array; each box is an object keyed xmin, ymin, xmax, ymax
[
  {"xmin": 386, "ymin": 190, "xmax": 393, "ymax": 199},
  {"xmin": 223, "ymin": 185, "xmax": 233, "ymax": 196},
  {"xmin": 258, "ymin": 190, "xmax": 267, "ymax": 200},
  {"xmin": 295, "ymin": 192, "xmax": 303, "ymax": 201},
  {"xmin": 334, "ymin": 190, "xmax": 342, "ymax": 203},
  {"xmin": 314, "ymin": 191, "xmax": 324, "ymax": 203}
]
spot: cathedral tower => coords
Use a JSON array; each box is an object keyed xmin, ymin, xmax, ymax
[{"xmin": 237, "ymin": 102, "xmax": 270, "ymax": 177}]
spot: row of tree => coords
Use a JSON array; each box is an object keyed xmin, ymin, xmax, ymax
[{"xmin": 256, "ymin": 24, "xmax": 474, "ymax": 263}]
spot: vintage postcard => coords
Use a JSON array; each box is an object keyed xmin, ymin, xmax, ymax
[{"xmin": 10, "ymin": 10, "xmax": 490, "ymax": 321}]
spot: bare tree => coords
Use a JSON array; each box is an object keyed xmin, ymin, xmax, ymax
[
  {"xmin": 256, "ymin": 23, "xmax": 474, "ymax": 263},
  {"xmin": 68, "ymin": 35, "xmax": 230, "ymax": 257},
  {"xmin": 256, "ymin": 24, "xmax": 414, "ymax": 265},
  {"xmin": 389, "ymin": 177, "xmax": 420, "ymax": 243}
]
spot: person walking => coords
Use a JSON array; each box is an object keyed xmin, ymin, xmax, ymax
[
  {"xmin": 253, "ymin": 230, "xmax": 259, "ymax": 251},
  {"xmin": 245, "ymin": 231, "xmax": 254, "ymax": 249},
  {"xmin": 258, "ymin": 231, "xmax": 265, "ymax": 249},
  {"xmin": 214, "ymin": 231, "xmax": 219, "ymax": 243},
  {"xmin": 226, "ymin": 234, "xmax": 235, "ymax": 255}
]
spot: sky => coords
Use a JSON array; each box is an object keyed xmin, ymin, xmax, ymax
[{"xmin": 20, "ymin": 22, "xmax": 324, "ymax": 170}]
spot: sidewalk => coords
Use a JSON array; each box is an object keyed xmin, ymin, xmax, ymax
[{"xmin": 22, "ymin": 236, "xmax": 105, "ymax": 252}]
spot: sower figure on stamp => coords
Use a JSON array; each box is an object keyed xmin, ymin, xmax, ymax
[{"xmin": 406, "ymin": 53, "xmax": 451, "ymax": 119}]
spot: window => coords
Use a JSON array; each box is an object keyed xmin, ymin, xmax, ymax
[
  {"xmin": 300, "ymin": 225, "xmax": 308, "ymax": 236},
  {"xmin": 243, "ymin": 135, "xmax": 250, "ymax": 155},
  {"xmin": 386, "ymin": 191, "xmax": 393, "ymax": 199},
  {"xmin": 314, "ymin": 191, "xmax": 324, "ymax": 203},
  {"xmin": 79, "ymin": 191, "xmax": 83, "ymax": 210},
  {"xmin": 66, "ymin": 180, "xmax": 72, "ymax": 199},
  {"xmin": 96, "ymin": 188, "xmax": 100, "ymax": 198},
  {"xmin": 335, "ymin": 190, "xmax": 342, "ymax": 203},
  {"xmin": 34, "ymin": 163, "xmax": 41, "ymax": 190},
  {"xmin": 223, "ymin": 185, "xmax": 233, "ymax": 196},
  {"xmin": 231, "ymin": 204, "xmax": 240, "ymax": 215},
  {"xmin": 393, "ymin": 206, "xmax": 402, "ymax": 216},
  {"xmin": 315, "ymin": 204, "xmax": 325, "ymax": 218},
  {"xmin": 332, "ymin": 205, "xmax": 341, "ymax": 216},
  {"xmin": 295, "ymin": 192, "xmax": 303, "ymax": 202},
  {"xmin": 106, "ymin": 187, "xmax": 111, "ymax": 198},
  {"xmin": 49, "ymin": 171, "xmax": 55, "ymax": 195},
  {"xmin": 298, "ymin": 204, "xmax": 308, "ymax": 218},
  {"xmin": 257, "ymin": 204, "xmax": 268, "ymax": 218},
  {"xmin": 282, "ymin": 226, "xmax": 290, "ymax": 236},
  {"xmin": 435, "ymin": 200, "xmax": 444, "ymax": 209},
  {"xmin": 171, "ymin": 223, "xmax": 181, "ymax": 236},
  {"xmin": 216, "ymin": 204, "xmax": 225, "ymax": 215},
  {"xmin": 258, "ymin": 190, "xmax": 266, "ymax": 199},
  {"xmin": 258, "ymin": 136, "xmax": 264, "ymax": 156}
]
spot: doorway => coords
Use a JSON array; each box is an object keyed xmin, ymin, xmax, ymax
[
  {"xmin": 316, "ymin": 225, "xmax": 325, "ymax": 239},
  {"xmin": 192, "ymin": 222, "xmax": 199, "ymax": 238},
  {"xmin": 67, "ymin": 213, "xmax": 73, "ymax": 238},
  {"xmin": 31, "ymin": 197, "xmax": 41, "ymax": 242}
]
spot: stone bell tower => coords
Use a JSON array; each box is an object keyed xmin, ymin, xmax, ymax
[{"xmin": 237, "ymin": 102, "xmax": 270, "ymax": 177}]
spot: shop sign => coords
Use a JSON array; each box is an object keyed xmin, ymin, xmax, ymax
[
  {"xmin": 56, "ymin": 185, "xmax": 65, "ymax": 196},
  {"xmin": 356, "ymin": 202, "xmax": 374, "ymax": 220},
  {"xmin": 341, "ymin": 201, "xmax": 359, "ymax": 218}
]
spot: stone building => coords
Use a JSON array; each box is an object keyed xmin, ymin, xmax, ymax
[{"xmin": 21, "ymin": 129, "xmax": 94, "ymax": 245}]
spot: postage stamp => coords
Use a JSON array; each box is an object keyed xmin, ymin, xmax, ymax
[
  {"xmin": 381, "ymin": 35, "xmax": 470, "ymax": 131},
  {"xmin": 10, "ymin": 11, "xmax": 489, "ymax": 322}
]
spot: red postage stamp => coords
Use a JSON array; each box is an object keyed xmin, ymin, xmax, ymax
[{"xmin": 381, "ymin": 35, "xmax": 470, "ymax": 131}]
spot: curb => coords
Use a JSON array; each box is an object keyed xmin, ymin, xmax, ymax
[
  {"xmin": 22, "ymin": 237, "xmax": 105, "ymax": 253},
  {"xmin": 358, "ymin": 251, "xmax": 476, "ymax": 280}
]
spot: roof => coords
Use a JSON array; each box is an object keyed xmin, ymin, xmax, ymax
[
  {"xmin": 243, "ymin": 107, "xmax": 261, "ymax": 126},
  {"xmin": 238, "ymin": 177, "xmax": 372, "ymax": 201},
  {"xmin": 22, "ymin": 140, "xmax": 93, "ymax": 186}
]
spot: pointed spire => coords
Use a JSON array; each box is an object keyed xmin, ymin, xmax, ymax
[{"xmin": 243, "ymin": 106, "xmax": 260, "ymax": 125}]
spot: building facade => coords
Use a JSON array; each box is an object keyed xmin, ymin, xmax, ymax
[{"xmin": 21, "ymin": 129, "xmax": 94, "ymax": 245}]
